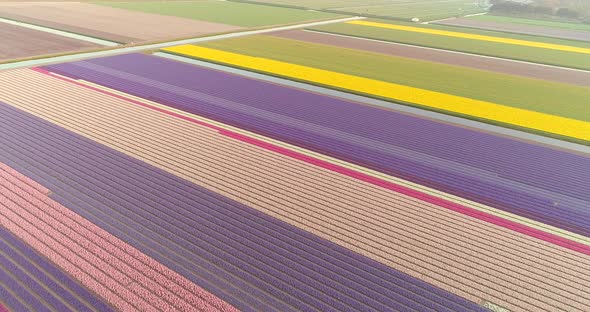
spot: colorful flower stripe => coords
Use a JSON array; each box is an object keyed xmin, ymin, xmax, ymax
[
  {"xmin": 34, "ymin": 64, "xmax": 590, "ymax": 255},
  {"xmin": 1, "ymin": 68, "xmax": 589, "ymax": 311},
  {"xmin": 162, "ymin": 45, "xmax": 590, "ymax": 143},
  {"xmin": 0, "ymin": 91, "xmax": 491, "ymax": 311},
  {"xmin": 0, "ymin": 161, "xmax": 237, "ymax": 312},
  {"xmin": 69, "ymin": 72, "xmax": 590, "ymax": 247},
  {"xmin": 347, "ymin": 20, "xmax": 590, "ymax": 54},
  {"xmin": 35, "ymin": 66, "xmax": 590, "ymax": 254},
  {"xmin": 0, "ymin": 164, "xmax": 114, "ymax": 312},
  {"xmin": 42, "ymin": 54, "xmax": 590, "ymax": 239}
]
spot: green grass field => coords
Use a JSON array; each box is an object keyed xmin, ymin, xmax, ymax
[
  {"xmin": 309, "ymin": 20, "xmax": 590, "ymax": 70},
  {"xmin": 197, "ymin": 35, "xmax": 590, "ymax": 122},
  {"xmin": 232, "ymin": 0, "xmax": 485, "ymax": 21},
  {"xmin": 470, "ymin": 15, "xmax": 590, "ymax": 32},
  {"xmin": 236, "ymin": 0, "xmax": 397, "ymax": 9},
  {"xmin": 96, "ymin": 1, "xmax": 341, "ymax": 27}
]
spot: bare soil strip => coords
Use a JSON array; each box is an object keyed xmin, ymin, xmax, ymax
[
  {"xmin": 271, "ymin": 29, "xmax": 590, "ymax": 87},
  {"xmin": 0, "ymin": 22, "xmax": 98, "ymax": 61},
  {"xmin": 0, "ymin": 2, "xmax": 242, "ymax": 43},
  {"xmin": 437, "ymin": 18, "xmax": 590, "ymax": 42}
]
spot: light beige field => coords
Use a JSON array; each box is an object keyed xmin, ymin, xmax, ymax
[
  {"xmin": 0, "ymin": 22, "xmax": 98, "ymax": 61},
  {"xmin": 0, "ymin": 2, "xmax": 242, "ymax": 43}
]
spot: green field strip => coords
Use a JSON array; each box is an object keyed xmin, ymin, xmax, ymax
[
  {"xmin": 226, "ymin": 0, "xmax": 485, "ymax": 21},
  {"xmin": 341, "ymin": 3, "xmax": 483, "ymax": 20},
  {"xmin": 197, "ymin": 35, "xmax": 590, "ymax": 122},
  {"xmin": 96, "ymin": 0, "xmax": 341, "ymax": 27},
  {"xmin": 309, "ymin": 21, "xmax": 590, "ymax": 70}
]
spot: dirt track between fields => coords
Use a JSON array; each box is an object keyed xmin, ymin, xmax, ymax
[
  {"xmin": 271, "ymin": 29, "xmax": 590, "ymax": 87},
  {"xmin": 0, "ymin": 22, "xmax": 98, "ymax": 61},
  {"xmin": 436, "ymin": 18, "xmax": 590, "ymax": 42},
  {"xmin": 0, "ymin": 2, "xmax": 242, "ymax": 43}
]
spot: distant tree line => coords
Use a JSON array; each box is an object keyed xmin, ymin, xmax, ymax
[{"xmin": 490, "ymin": 0, "xmax": 590, "ymax": 21}]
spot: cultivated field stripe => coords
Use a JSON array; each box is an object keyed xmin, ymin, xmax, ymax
[
  {"xmin": 162, "ymin": 45, "xmax": 590, "ymax": 142},
  {"xmin": 71, "ymin": 74, "xmax": 590, "ymax": 247},
  {"xmin": 0, "ymin": 92, "xmax": 488, "ymax": 310},
  {"xmin": 10, "ymin": 72, "xmax": 590, "ymax": 266},
  {"xmin": 48, "ymin": 54, "xmax": 590, "ymax": 239},
  {"xmin": 0, "ymin": 104, "xmax": 548, "ymax": 310},
  {"xmin": 0, "ymin": 223, "xmax": 108, "ymax": 312},
  {"xmin": 0, "ymin": 101, "xmax": 486, "ymax": 312},
  {"xmin": 36, "ymin": 67, "xmax": 590, "ymax": 253},
  {"xmin": 347, "ymin": 20, "xmax": 590, "ymax": 54},
  {"xmin": 1, "ymin": 69, "xmax": 589, "ymax": 311},
  {"xmin": 0, "ymin": 170, "xmax": 152, "ymax": 311},
  {"xmin": 0, "ymin": 161, "xmax": 238, "ymax": 312}
]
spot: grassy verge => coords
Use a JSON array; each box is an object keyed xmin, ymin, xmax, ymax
[
  {"xmin": 96, "ymin": 1, "xmax": 341, "ymax": 27},
  {"xmin": 309, "ymin": 21, "xmax": 590, "ymax": 70},
  {"xmin": 196, "ymin": 35, "xmax": 590, "ymax": 122}
]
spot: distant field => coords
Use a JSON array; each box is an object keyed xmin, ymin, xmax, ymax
[
  {"xmin": 310, "ymin": 20, "xmax": 590, "ymax": 70},
  {"xmin": 98, "ymin": 1, "xmax": 342, "ymax": 27},
  {"xmin": 470, "ymin": 15, "xmax": 590, "ymax": 31},
  {"xmin": 0, "ymin": 2, "xmax": 242, "ymax": 43},
  {"xmin": 233, "ymin": 0, "xmax": 486, "ymax": 21},
  {"xmin": 0, "ymin": 22, "xmax": 98, "ymax": 62},
  {"xmin": 437, "ymin": 16, "xmax": 590, "ymax": 42},
  {"xmin": 235, "ymin": 0, "xmax": 396, "ymax": 9},
  {"xmin": 192, "ymin": 35, "xmax": 590, "ymax": 123}
]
